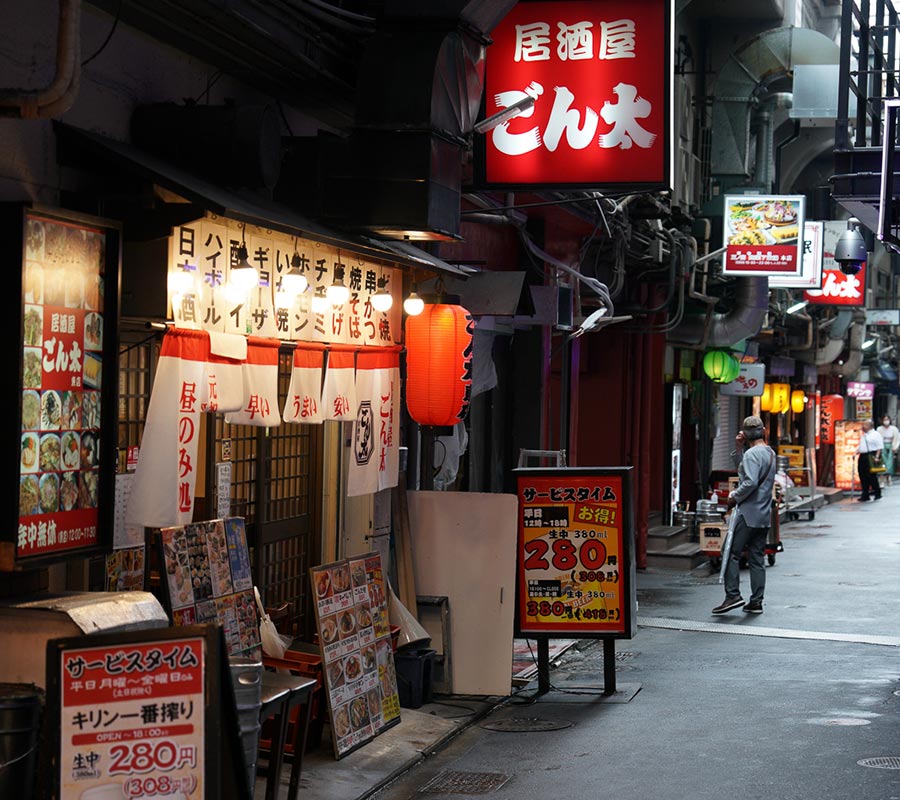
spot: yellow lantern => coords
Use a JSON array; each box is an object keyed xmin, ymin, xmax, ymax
[
  {"xmin": 772, "ymin": 383, "xmax": 791, "ymax": 414},
  {"xmin": 760, "ymin": 383, "xmax": 772, "ymax": 412},
  {"xmin": 790, "ymin": 389, "xmax": 806, "ymax": 414}
]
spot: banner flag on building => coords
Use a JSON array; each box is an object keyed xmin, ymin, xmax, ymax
[
  {"xmin": 224, "ymin": 337, "xmax": 282, "ymax": 427},
  {"xmin": 126, "ymin": 329, "xmax": 210, "ymax": 528},
  {"xmin": 321, "ymin": 348, "xmax": 357, "ymax": 421},
  {"xmin": 206, "ymin": 331, "xmax": 247, "ymax": 412},
  {"xmin": 283, "ymin": 343, "xmax": 326, "ymax": 424},
  {"xmin": 347, "ymin": 348, "xmax": 401, "ymax": 497}
]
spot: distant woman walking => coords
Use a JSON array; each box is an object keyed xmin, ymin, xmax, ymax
[{"xmin": 876, "ymin": 415, "xmax": 900, "ymax": 476}]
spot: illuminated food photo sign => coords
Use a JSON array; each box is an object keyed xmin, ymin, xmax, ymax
[
  {"xmin": 480, "ymin": 0, "xmax": 673, "ymax": 189},
  {"xmin": 723, "ymin": 195, "xmax": 806, "ymax": 277},
  {"xmin": 15, "ymin": 209, "xmax": 116, "ymax": 562}
]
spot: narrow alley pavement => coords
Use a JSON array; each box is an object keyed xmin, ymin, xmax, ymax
[{"xmin": 362, "ymin": 488, "xmax": 900, "ymax": 800}]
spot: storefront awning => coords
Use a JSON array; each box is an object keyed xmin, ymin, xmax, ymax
[{"xmin": 54, "ymin": 122, "xmax": 466, "ymax": 277}]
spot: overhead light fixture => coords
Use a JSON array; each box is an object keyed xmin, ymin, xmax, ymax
[
  {"xmin": 168, "ymin": 269, "xmax": 195, "ymax": 296},
  {"xmin": 371, "ymin": 274, "xmax": 393, "ymax": 312},
  {"xmin": 863, "ymin": 338, "xmax": 877, "ymax": 350},
  {"xmin": 786, "ymin": 300, "xmax": 809, "ymax": 314},
  {"xmin": 229, "ymin": 226, "xmax": 259, "ymax": 293},
  {"xmin": 326, "ymin": 263, "xmax": 350, "ymax": 305},
  {"xmin": 282, "ymin": 250, "xmax": 309, "ymax": 297},
  {"xmin": 403, "ymin": 285, "xmax": 425, "ymax": 316}
]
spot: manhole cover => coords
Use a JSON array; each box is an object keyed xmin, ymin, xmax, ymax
[
  {"xmin": 858, "ymin": 757, "xmax": 900, "ymax": 770},
  {"xmin": 481, "ymin": 717, "xmax": 573, "ymax": 732},
  {"xmin": 419, "ymin": 771, "xmax": 510, "ymax": 794}
]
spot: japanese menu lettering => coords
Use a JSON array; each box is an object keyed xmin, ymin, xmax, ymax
[
  {"xmin": 18, "ymin": 212, "xmax": 105, "ymax": 558},
  {"xmin": 516, "ymin": 468, "xmax": 636, "ymax": 637},
  {"xmin": 160, "ymin": 518, "xmax": 260, "ymax": 657},
  {"xmin": 310, "ymin": 553, "xmax": 401, "ymax": 758},
  {"xmin": 57, "ymin": 635, "xmax": 206, "ymax": 800}
]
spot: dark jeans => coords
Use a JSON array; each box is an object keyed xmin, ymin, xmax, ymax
[
  {"xmin": 724, "ymin": 514, "xmax": 768, "ymax": 603},
  {"xmin": 858, "ymin": 453, "xmax": 882, "ymax": 500}
]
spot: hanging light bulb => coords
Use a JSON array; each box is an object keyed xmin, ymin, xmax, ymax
[
  {"xmin": 326, "ymin": 262, "xmax": 350, "ymax": 305},
  {"xmin": 168, "ymin": 269, "xmax": 195, "ymax": 296},
  {"xmin": 403, "ymin": 283, "xmax": 424, "ymax": 316},
  {"xmin": 282, "ymin": 251, "xmax": 309, "ymax": 297},
  {"xmin": 229, "ymin": 227, "xmax": 259, "ymax": 292},
  {"xmin": 311, "ymin": 289, "xmax": 329, "ymax": 314},
  {"xmin": 371, "ymin": 274, "xmax": 393, "ymax": 312}
]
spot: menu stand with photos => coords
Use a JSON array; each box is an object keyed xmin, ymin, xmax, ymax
[
  {"xmin": 46, "ymin": 624, "xmax": 251, "ymax": 800},
  {"xmin": 310, "ymin": 552, "xmax": 401, "ymax": 759},
  {"xmin": 157, "ymin": 517, "xmax": 261, "ymax": 658},
  {"xmin": 1, "ymin": 204, "xmax": 120, "ymax": 570}
]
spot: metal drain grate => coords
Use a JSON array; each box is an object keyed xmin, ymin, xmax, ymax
[
  {"xmin": 419, "ymin": 770, "xmax": 511, "ymax": 794},
  {"xmin": 481, "ymin": 717, "xmax": 573, "ymax": 732},
  {"xmin": 858, "ymin": 757, "xmax": 900, "ymax": 770}
]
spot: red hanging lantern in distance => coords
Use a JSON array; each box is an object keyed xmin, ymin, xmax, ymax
[{"xmin": 405, "ymin": 304, "xmax": 474, "ymax": 426}]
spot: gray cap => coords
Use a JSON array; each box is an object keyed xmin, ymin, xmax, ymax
[{"xmin": 742, "ymin": 415, "xmax": 764, "ymax": 431}]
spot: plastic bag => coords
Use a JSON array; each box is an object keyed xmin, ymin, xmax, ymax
[
  {"xmin": 718, "ymin": 511, "xmax": 737, "ymax": 584},
  {"xmin": 254, "ymin": 586, "xmax": 289, "ymax": 659}
]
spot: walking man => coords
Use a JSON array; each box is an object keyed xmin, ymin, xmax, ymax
[
  {"xmin": 856, "ymin": 419, "xmax": 884, "ymax": 502},
  {"xmin": 712, "ymin": 416, "xmax": 776, "ymax": 615}
]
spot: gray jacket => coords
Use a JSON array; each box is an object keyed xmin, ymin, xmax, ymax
[{"xmin": 729, "ymin": 444, "xmax": 776, "ymax": 528}]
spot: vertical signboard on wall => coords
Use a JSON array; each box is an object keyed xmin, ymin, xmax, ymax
[
  {"xmin": 722, "ymin": 195, "xmax": 806, "ymax": 278},
  {"xmin": 834, "ymin": 420, "xmax": 862, "ymax": 490},
  {"xmin": 479, "ymin": 0, "xmax": 673, "ymax": 190},
  {"xmin": 514, "ymin": 467, "xmax": 636, "ymax": 638},
  {"xmin": 1, "ymin": 205, "xmax": 120, "ymax": 570}
]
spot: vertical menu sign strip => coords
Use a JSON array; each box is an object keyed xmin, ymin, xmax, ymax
[
  {"xmin": 54, "ymin": 632, "xmax": 208, "ymax": 800},
  {"xmin": 18, "ymin": 211, "xmax": 106, "ymax": 559},
  {"xmin": 516, "ymin": 470, "xmax": 628, "ymax": 636}
]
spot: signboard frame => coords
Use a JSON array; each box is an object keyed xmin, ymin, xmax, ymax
[
  {"xmin": 1, "ymin": 203, "xmax": 121, "ymax": 570},
  {"xmin": 46, "ymin": 624, "xmax": 248, "ymax": 800},
  {"xmin": 722, "ymin": 194, "xmax": 806, "ymax": 277},
  {"xmin": 309, "ymin": 552, "xmax": 402, "ymax": 759},
  {"xmin": 513, "ymin": 466, "xmax": 636, "ymax": 639}
]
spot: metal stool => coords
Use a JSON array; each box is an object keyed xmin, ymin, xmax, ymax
[{"xmin": 258, "ymin": 671, "xmax": 317, "ymax": 800}]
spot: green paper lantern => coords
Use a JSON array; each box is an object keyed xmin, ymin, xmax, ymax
[{"xmin": 703, "ymin": 350, "xmax": 740, "ymax": 384}]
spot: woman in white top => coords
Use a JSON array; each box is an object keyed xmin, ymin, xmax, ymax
[{"xmin": 877, "ymin": 415, "xmax": 900, "ymax": 476}]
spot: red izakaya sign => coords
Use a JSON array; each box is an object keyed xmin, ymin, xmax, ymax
[{"xmin": 481, "ymin": 0, "xmax": 672, "ymax": 188}]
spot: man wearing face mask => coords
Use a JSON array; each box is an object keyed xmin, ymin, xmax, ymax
[
  {"xmin": 712, "ymin": 416, "xmax": 776, "ymax": 615},
  {"xmin": 876, "ymin": 415, "xmax": 899, "ymax": 478}
]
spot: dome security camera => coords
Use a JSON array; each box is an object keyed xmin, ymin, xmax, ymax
[{"xmin": 833, "ymin": 219, "xmax": 867, "ymax": 275}]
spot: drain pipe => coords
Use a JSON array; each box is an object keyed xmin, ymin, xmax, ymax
[
  {"xmin": 822, "ymin": 309, "xmax": 866, "ymax": 378},
  {"xmin": 0, "ymin": 0, "xmax": 82, "ymax": 118}
]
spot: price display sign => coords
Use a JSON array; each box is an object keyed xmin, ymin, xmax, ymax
[
  {"xmin": 514, "ymin": 467, "xmax": 636, "ymax": 638},
  {"xmin": 47, "ymin": 626, "xmax": 232, "ymax": 800}
]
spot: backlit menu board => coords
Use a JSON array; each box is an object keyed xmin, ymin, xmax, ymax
[
  {"xmin": 310, "ymin": 552, "xmax": 401, "ymax": 759},
  {"xmin": 8, "ymin": 207, "xmax": 119, "ymax": 566}
]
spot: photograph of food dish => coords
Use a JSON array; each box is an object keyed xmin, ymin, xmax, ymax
[
  {"xmin": 349, "ymin": 696, "xmax": 371, "ymax": 731},
  {"xmin": 23, "ymin": 305, "xmax": 42, "ymax": 348},
  {"xmin": 60, "ymin": 472, "xmax": 78, "ymax": 511},
  {"xmin": 77, "ymin": 471, "xmax": 98, "ymax": 509},
  {"xmin": 205, "ymin": 521, "xmax": 234, "ymax": 597},
  {"xmin": 333, "ymin": 703, "xmax": 351, "ymax": 739},
  {"xmin": 326, "ymin": 659, "xmax": 345, "ymax": 688},
  {"xmin": 60, "ymin": 432, "xmax": 80, "ymax": 470},
  {"xmin": 726, "ymin": 198, "xmax": 799, "ymax": 245},
  {"xmin": 39, "ymin": 433, "xmax": 60, "ymax": 472},
  {"xmin": 23, "ymin": 262, "xmax": 43, "ymax": 305},
  {"xmin": 367, "ymin": 687, "xmax": 381, "ymax": 719},
  {"xmin": 314, "ymin": 569, "xmax": 332, "ymax": 600},
  {"xmin": 80, "ymin": 432, "xmax": 97, "ymax": 469},
  {"xmin": 320, "ymin": 614, "xmax": 339, "ymax": 645},
  {"xmin": 356, "ymin": 604, "xmax": 373, "ymax": 630},
  {"xmin": 343, "ymin": 654, "xmax": 363, "ymax": 682},
  {"xmin": 185, "ymin": 523, "xmax": 213, "ymax": 601},
  {"xmin": 39, "ymin": 473, "xmax": 59, "ymax": 514},
  {"xmin": 351, "ymin": 559, "xmax": 367, "ymax": 587},
  {"xmin": 65, "ymin": 271, "xmax": 84, "ymax": 308},
  {"xmin": 61, "ymin": 391, "xmax": 81, "ymax": 429},
  {"xmin": 22, "ymin": 390, "xmax": 40, "ymax": 431},
  {"xmin": 43, "ymin": 220, "xmax": 66, "ymax": 265},
  {"xmin": 42, "ymin": 266, "xmax": 65, "ymax": 306},
  {"xmin": 20, "ymin": 475, "xmax": 39, "ymax": 516},
  {"xmin": 82, "ymin": 391, "xmax": 100, "ymax": 428},
  {"xmin": 83, "ymin": 352, "xmax": 102, "ymax": 390},
  {"xmin": 84, "ymin": 312, "xmax": 102, "ymax": 351},
  {"xmin": 25, "ymin": 218, "xmax": 45, "ymax": 262},
  {"xmin": 338, "ymin": 609, "xmax": 356, "ymax": 638},
  {"xmin": 332, "ymin": 565, "xmax": 351, "ymax": 594},
  {"xmin": 23, "ymin": 348, "xmax": 42, "ymax": 389},
  {"xmin": 162, "ymin": 528, "xmax": 195, "ymax": 609},
  {"xmin": 83, "ymin": 273, "xmax": 102, "ymax": 311},
  {"xmin": 41, "ymin": 390, "xmax": 61, "ymax": 430},
  {"xmin": 360, "ymin": 645, "xmax": 377, "ymax": 674},
  {"xmin": 21, "ymin": 433, "xmax": 38, "ymax": 473}
]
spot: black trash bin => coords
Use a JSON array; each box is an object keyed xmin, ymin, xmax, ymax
[
  {"xmin": 393, "ymin": 649, "xmax": 437, "ymax": 709},
  {"xmin": 0, "ymin": 683, "xmax": 43, "ymax": 800}
]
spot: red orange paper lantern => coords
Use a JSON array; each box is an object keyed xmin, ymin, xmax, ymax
[{"xmin": 405, "ymin": 303, "xmax": 474, "ymax": 426}]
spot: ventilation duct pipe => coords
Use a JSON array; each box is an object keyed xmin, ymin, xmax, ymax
[
  {"xmin": 821, "ymin": 309, "xmax": 866, "ymax": 378},
  {"xmin": 669, "ymin": 276, "xmax": 769, "ymax": 348},
  {"xmin": 795, "ymin": 309, "xmax": 854, "ymax": 366},
  {"xmin": 0, "ymin": 0, "xmax": 82, "ymax": 119},
  {"xmin": 752, "ymin": 92, "xmax": 792, "ymax": 190}
]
